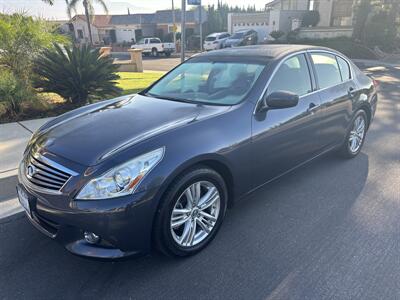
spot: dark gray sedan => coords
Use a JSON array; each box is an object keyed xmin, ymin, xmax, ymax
[{"xmin": 17, "ymin": 45, "xmax": 378, "ymax": 259}]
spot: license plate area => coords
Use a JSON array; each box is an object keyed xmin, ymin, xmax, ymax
[{"xmin": 17, "ymin": 185, "xmax": 33, "ymax": 215}]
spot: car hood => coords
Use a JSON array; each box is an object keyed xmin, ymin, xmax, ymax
[{"xmin": 32, "ymin": 94, "xmax": 230, "ymax": 166}]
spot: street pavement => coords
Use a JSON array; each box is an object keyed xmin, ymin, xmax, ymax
[{"xmin": 0, "ymin": 63, "xmax": 399, "ymax": 299}]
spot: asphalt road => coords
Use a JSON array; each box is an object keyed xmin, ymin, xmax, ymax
[{"xmin": 0, "ymin": 65, "xmax": 399, "ymax": 300}]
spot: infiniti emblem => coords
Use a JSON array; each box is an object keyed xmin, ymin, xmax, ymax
[{"xmin": 26, "ymin": 165, "xmax": 36, "ymax": 178}]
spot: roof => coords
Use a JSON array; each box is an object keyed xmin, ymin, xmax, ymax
[
  {"xmin": 196, "ymin": 44, "xmax": 336, "ymax": 61},
  {"xmin": 72, "ymin": 15, "xmax": 111, "ymax": 27},
  {"xmin": 154, "ymin": 9, "xmax": 196, "ymax": 23},
  {"xmin": 111, "ymin": 14, "xmax": 155, "ymax": 25}
]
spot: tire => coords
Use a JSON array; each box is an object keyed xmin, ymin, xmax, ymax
[
  {"xmin": 338, "ymin": 110, "xmax": 368, "ymax": 158},
  {"xmin": 152, "ymin": 48, "xmax": 158, "ymax": 57},
  {"xmin": 153, "ymin": 166, "xmax": 228, "ymax": 257}
]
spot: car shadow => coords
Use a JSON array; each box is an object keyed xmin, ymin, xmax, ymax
[{"xmin": 0, "ymin": 151, "xmax": 369, "ymax": 299}]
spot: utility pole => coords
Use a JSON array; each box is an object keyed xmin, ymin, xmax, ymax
[
  {"xmin": 199, "ymin": 3, "xmax": 203, "ymax": 52},
  {"xmin": 181, "ymin": 0, "xmax": 186, "ymax": 62},
  {"xmin": 172, "ymin": 0, "xmax": 176, "ymax": 48}
]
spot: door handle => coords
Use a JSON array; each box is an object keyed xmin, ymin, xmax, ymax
[
  {"xmin": 307, "ymin": 102, "xmax": 319, "ymax": 113},
  {"xmin": 348, "ymin": 87, "xmax": 356, "ymax": 98}
]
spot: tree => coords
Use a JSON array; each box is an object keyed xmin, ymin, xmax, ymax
[
  {"xmin": 301, "ymin": 10, "xmax": 320, "ymax": 27},
  {"xmin": 33, "ymin": 44, "xmax": 122, "ymax": 105},
  {"xmin": 66, "ymin": 0, "xmax": 108, "ymax": 45},
  {"xmin": 352, "ymin": 0, "xmax": 372, "ymax": 42},
  {"xmin": 0, "ymin": 13, "xmax": 66, "ymax": 84},
  {"xmin": 270, "ymin": 30, "xmax": 285, "ymax": 41}
]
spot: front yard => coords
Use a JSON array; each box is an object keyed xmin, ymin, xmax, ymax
[{"xmin": 0, "ymin": 71, "xmax": 165, "ymax": 124}]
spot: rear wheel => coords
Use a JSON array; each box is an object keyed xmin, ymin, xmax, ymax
[
  {"xmin": 339, "ymin": 110, "xmax": 368, "ymax": 158},
  {"xmin": 152, "ymin": 48, "xmax": 158, "ymax": 57},
  {"xmin": 153, "ymin": 167, "xmax": 227, "ymax": 257}
]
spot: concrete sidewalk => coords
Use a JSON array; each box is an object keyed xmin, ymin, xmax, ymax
[{"xmin": 0, "ymin": 117, "xmax": 53, "ymax": 219}]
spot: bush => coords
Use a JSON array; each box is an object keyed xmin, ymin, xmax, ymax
[
  {"xmin": 0, "ymin": 13, "xmax": 67, "ymax": 85},
  {"xmin": 301, "ymin": 11, "xmax": 320, "ymax": 27},
  {"xmin": 270, "ymin": 30, "xmax": 285, "ymax": 41},
  {"xmin": 33, "ymin": 44, "xmax": 122, "ymax": 106},
  {"xmin": 0, "ymin": 69, "xmax": 32, "ymax": 116}
]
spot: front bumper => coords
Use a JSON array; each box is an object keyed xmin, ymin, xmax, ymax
[{"xmin": 18, "ymin": 181, "xmax": 160, "ymax": 259}]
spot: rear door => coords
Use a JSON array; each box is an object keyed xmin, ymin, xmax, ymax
[
  {"xmin": 250, "ymin": 53, "xmax": 322, "ymax": 188},
  {"xmin": 308, "ymin": 52, "xmax": 357, "ymax": 149}
]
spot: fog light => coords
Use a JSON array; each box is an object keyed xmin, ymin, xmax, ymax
[{"xmin": 84, "ymin": 231, "xmax": 100, "ymax": 244}]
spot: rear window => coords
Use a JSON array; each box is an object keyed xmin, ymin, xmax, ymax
[
  {"xmin": 205, "ymin": 36, "xmax": 216, "ymax": 41},
  {"xmin": 311, "ymin": 53, "xmax": 342, "ymax": 89},
  {"xmin": 337, "ymin": 56, "xmax": 351, "ymax": 80}
]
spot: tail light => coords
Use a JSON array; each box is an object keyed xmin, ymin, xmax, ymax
[
  {"xmin": 373, "ymin": 78, "xmax": 379, "ymax": 89},
  {"xmin": 161, "ymin": 44, "xmax": 164, "ymax": 48}
]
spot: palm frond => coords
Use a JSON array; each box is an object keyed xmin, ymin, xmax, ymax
[
  {"xmin": 95, "ymin": 0, "xmax": 109, "ymax": 14},
  {"xmin": 33, "ymin": 44, "xmax": 122, "ymax": 105}
]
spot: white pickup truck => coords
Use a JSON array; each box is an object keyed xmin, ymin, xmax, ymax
[{"xmin": 131, "ymin": 37, "xmax": 175, "ymax": 57}]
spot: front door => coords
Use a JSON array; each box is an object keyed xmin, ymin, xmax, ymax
[{"xmin": 250, "ymin": 53, "xmax": 322, "ymax": 189}]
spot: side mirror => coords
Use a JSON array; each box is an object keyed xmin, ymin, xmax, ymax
[{"xmin": 260, "ymin": 91, "xmax": 299, "ymax": 111}]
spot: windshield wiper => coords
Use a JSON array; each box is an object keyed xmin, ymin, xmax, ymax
[{"xmin": 144, "ymin": 92, "xmax": 197, "ymax": 104}]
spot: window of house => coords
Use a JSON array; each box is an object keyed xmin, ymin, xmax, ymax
[
  {"xmin": 311, "ymin": 53, "xmax": 342, "ymax": 89},
  {"xmin": 337, "ymin": 56, "xmax": 351, "ymax": 81},
  {"xmin": 268, "ymin": 54, "xmax": 312, "ymax": 96},
  {"xmin": 77, "ymin": 29, "xmax": 83, "ymax": 39}
]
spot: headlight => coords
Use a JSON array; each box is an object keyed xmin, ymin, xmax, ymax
[{"xmin": 76, "ymin": 147, "xmax": 164, "ymax": 200}]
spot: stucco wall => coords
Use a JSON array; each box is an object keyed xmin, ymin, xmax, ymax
[{"xmin": 298, "ymin": 26, "xmax": 353, "ymax": 39}]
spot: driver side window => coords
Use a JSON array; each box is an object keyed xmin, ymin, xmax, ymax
[{"xmin": 268, "ymin": 54, "xmax": 312, "ymax": 96}]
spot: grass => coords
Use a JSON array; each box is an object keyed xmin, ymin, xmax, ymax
[
  {"xmin": 0, "ymin": 71, "xmax": 165, "ymax": 124},
  {"xmin": 117, "ymin": 71, "xmax": 165, "ymax": 95}
]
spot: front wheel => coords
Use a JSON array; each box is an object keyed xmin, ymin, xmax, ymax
[
  {"xmin": 153, "ymin": 167, "xmax": 227, "ymax": 257},
  {"xmin": 339, "ymin": 110, "xmax": 368, "ymax": 158}
]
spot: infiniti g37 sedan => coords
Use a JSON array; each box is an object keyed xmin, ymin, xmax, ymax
[{"xmin": 17, "ymin": 45, "xmax": 378, "ymax": 258}]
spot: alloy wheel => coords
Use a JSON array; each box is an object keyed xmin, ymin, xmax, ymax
[
  {"xmin": 170, "ymin": 181, "xmax": 220, "ymax": 247},
  {"xmin": 348, "ymin": 115, "xmax": 366, "ymax": 153}
]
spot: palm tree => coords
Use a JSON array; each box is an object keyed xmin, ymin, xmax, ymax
[{"xmin": 66, "ymin": 0, "xmax": 108, "ymax": 45}]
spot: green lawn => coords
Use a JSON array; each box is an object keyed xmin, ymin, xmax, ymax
[
  {"xmin": 117, "ymin": 71, "xmax": 165, "ymax": 95},
  {"xmin": 0, "ymin": 71, "xmax": 166, "ymax": 123}
]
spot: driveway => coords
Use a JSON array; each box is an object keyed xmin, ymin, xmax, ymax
[{"xmin": 0, "ymin": 64, "xmax": 399, "ymax": 299}]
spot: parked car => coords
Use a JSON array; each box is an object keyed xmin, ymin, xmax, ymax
[
  {"xmin": 203, "ymin": 32, "xmax": 231, "ymax": 51},
  {"xmin": 17, "ymin": 45, "xmax": 377, "ymax": 259},
  {"xmin": 131, "ymin": 37, "xmax": 175, "ymax": 57},
  {"xmin": 224, "ymin": 29, "xmax": 258, "ymax": 48}
]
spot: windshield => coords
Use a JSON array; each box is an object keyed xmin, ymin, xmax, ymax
[
  {"xmin": 145, "ymin": 61, "xmax": 265, "ymax": 105},
  {"xmin": 231, "ymin": 32, "xmax": 245, "ymax": 39},
  {"xmin": 205, "ymin": 36, "xmax": 216, "ymax": 41}
]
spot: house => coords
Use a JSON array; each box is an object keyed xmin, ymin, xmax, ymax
[
  {"xmin": 228, "ymin": 0, "xmax": 355, "ymax": 41},
  {"xmin": 66, "ymin": 8, "xmax": 207, "ymax": 45},
  {"xmin": 69, "ymin": 15, "xmax": 112, "ymax": 44}
]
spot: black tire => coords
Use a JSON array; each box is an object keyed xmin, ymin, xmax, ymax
[
  {"xmin": 153, "ymin": 166, "xmax": 228, "ymax": 257},
  {"xmin": 338, "ymin": 110, "xmax": 368, "ymax": 158},
  {"xmin": 151, "ymin": 48, "xmax": 158, "ymax": 57}
]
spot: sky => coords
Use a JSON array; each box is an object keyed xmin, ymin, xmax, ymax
[{"xmin": 0, "ymin": 0, "xmax": 270, "ymax": 20}]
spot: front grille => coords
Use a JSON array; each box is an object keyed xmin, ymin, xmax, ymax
[{"xmin": 25, "ymin": 155, "xmax": 72, "ymax": 192}]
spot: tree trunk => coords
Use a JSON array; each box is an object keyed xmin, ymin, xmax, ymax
[{"xmin": 83, "ymin": 0, "xmax": 93, "ymax": 46}]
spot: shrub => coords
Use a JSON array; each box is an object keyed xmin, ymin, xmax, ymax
[
  {"xmin": 301, "ymin": 11, "xmax": 320, "ymax": 27},
  {"xmin": 270, "ymin": 30, "xmax": 285, "ymax": 41},
  {"xmin": 0, "ymin": 13, "xmax": 67, "ymax": 85},
  {"xmin": 33, "ymin": 44, "xmax": 122, "ymax": 106},
  {"xmin": 0, "ymin": 69, "xmax": 31, "ymax": 116}
]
